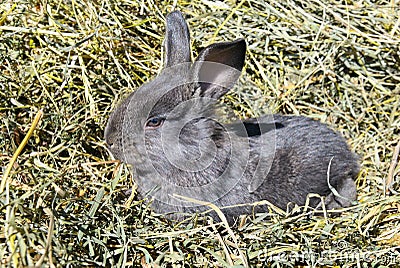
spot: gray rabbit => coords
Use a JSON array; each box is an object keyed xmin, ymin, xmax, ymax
[{"xmin": 104, "ymin": 10, "xmax": 359, "ymax": 222}]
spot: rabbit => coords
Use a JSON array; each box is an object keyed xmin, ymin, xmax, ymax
[{"xmin": 104, "ymin": 10, "xmax": 359, "ymax": 223}]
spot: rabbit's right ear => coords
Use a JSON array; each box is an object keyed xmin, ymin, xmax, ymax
[
  {"xmin": 164, "ymin": 10, "xmax": 191, "ymax": 68},
  {"xmin": 191, "ymin": 39, "xmax": 246, "ymax": 99}
]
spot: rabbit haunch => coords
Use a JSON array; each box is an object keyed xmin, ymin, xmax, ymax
[{"xmin": 104, "ymin": 10, "xmax": 359, "ymax": 221}]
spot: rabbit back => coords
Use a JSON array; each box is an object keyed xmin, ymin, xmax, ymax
[{"xmin": 245, "ymin": 114, "xmax": 358, "ymax": 210}]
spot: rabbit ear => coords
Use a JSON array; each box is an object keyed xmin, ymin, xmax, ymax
[
  {"xmin": 192, "ymin": 39, "xmax": 246, "ymax": 99},
  {"xmin": 164, "ymin": 10, "xmax": 191, "ymax": 68}
]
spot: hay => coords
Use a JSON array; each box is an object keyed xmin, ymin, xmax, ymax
[{"xmin": 1, "ymin": 0, "xmax": 399, "ymax": 266}]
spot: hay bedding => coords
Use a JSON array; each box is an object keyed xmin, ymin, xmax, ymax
[{"xmin": 0, "ymin": 0, "xmax": 399, "ymax": 266}]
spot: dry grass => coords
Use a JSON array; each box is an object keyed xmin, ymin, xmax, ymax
[{"xmin": 1, "ymin": 0, "xmax": 399, "ymax": 267}]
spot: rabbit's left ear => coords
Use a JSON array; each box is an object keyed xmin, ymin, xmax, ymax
[
  {"xmin": 192, "ymin": 39, "xmax": 246, "ymax": 99},
  {"xmin": 164, "ymin": 10, "xmax": 191, "ymax": 68}
]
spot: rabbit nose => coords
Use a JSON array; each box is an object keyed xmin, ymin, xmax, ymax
[
  {"xmin": 106, "ymin": 139, "xmax": 115, "ymax": 150},
  {"xmin": 106, "ymin": 139, "xmax": 113, "ymax": 147}
]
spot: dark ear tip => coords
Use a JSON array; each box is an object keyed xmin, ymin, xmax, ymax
[
  {"xmin": 235, "ymin": 38, "xmax": 247, "ymax": 53},
  {"xmin": 235, "ymin": 38, "xmax": 246, "ymax": 45},
  {"xmin": 231, "ymin": 38, "xmax": 246, "ymax": 51},
  {"xmin": 230, "ymin": 38, "xmax": 247, "ymax": 68}
]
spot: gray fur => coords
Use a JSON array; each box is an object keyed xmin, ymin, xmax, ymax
[{"xmin": 104, "ymin": 10, "xmax": 359, "ymax": 222}]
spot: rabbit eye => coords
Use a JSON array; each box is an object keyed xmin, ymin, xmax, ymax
[{"xmin": 145, "ymin": 117, "xmax": 165, "ymax": 129}]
